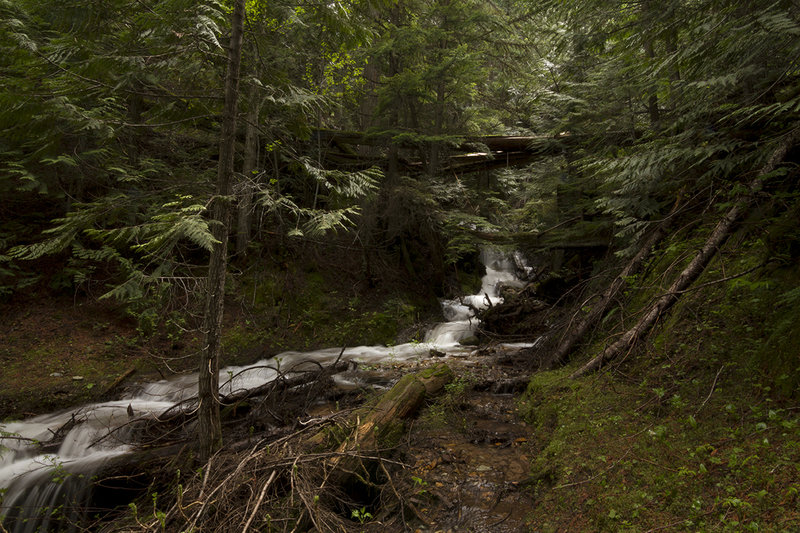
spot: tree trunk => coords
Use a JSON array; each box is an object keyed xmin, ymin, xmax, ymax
[
  {"xmin": 641, "ymin": 0, "xmax": 660, "ymax": 129},
  {"xmin": 643, "ymin": 39, "xmax": 661, "ymax": 129},
  {"xmin": 570, "ymin": 129, "xmax": 798, "ymax": 378},
  {"xmin": 198, "ymin": 0, "xmax": 245, "ymax": 463},
  {"xmin": 236, "ymin": 84, "xmax": 260, "ymax": 257},
  {"xmin": 429, "ymin": 81, "xmax": 445, "ymax": 176}
]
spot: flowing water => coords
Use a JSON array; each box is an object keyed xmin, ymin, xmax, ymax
[{"xmin": 0, "ymin": 249, "xmax": 529, "ymax": 532}]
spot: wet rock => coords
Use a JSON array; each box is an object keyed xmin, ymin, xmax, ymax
[{"xmin": 459, "ymin": 335, "xmax": 480, "ymax": 346}]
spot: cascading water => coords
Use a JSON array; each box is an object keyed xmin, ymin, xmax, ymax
[
  {"xmin": 0, "ymin": 248, "xmax": 530, "ymax": 531},
  {"xmin": 424, "ymin": 249, "xmax": 528, "ymax": 346}
]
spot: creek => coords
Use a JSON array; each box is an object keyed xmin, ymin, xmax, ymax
[{"xmin": 0, "ymin": 249, "xmax": 531, "ymax": 532}]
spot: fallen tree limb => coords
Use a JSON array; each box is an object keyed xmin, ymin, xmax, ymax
[
  {"xmin": 570, "ymin": 128, "xmax": 798, "ymax": 378},
  {"xmin": 101, "ymin": 368, "xmax": 137, "ymax": 399},
  {"xmin": 219, "ymin": 360, "xmax": 350, "ymax": 405},
  {"xmin": 547, "ymin": 216, "xmax": 672, "ymax": 368}
]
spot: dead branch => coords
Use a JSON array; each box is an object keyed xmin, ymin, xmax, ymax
[
  {"xmin": 219, "ymin": 360, "xmax": 350, "ymax": 404},
  {"xmin": 548, "ymin": 215, "xmax": 672, "ymax": 368},
  {"xmin": 100, "ymin": 365, "xmax": 454, "ymax": 533}
]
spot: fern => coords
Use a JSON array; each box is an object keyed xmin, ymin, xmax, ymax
[
  {"xmin": 299, "ymin": 206, "xmax": 360, "ymax": 239},
  {"xmin": 297, "ymin": 158, "xmax": 381, "ymax": 200}
]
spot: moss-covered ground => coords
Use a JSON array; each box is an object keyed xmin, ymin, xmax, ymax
[{"xmin": 520, "ymin": 222, "xmax": 800, "ymax": 531}]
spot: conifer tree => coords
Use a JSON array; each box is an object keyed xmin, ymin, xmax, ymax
[{"xmin": 197, "ymin": 0, "xmax": 245, "ymax": 461}]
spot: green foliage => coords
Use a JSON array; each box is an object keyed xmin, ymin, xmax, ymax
[
  {"xmin": 522, "ymin": 358, "xmax": 800, "ymax": 531},
  {"xmin": 513, "ymin": 0, "xmax": 800, "ymax": 252},
  {"xmin": 350, "ymin": 506, "xmax": 372, "ymax": 525},
  {"xmin": 362, "ymin": 0, "xmax": 512, "ymax": 171},
  {"xmin": 519, "ymin": 204, "xmax": 800, "ymax": 529},
  {"xmin": 425, "ymin": 372, "xmax": 475, "ymax": 428},
  {"xmin": 260, "ymin": 161, "xmax": 381, "ymax": 238}
]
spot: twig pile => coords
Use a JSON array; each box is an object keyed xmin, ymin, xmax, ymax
[{"xmin": 99, "ymin": 363, "xmax": 454, "ymax": 533}]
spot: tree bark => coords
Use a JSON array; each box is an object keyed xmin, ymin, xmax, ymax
[
  {"xmin": 429, "ymin": 80, "xmax": 445, "ymax": 176},
  {"xmin": 643, "ymin": 39, "xmax": 661, "ymax": 129},
  {"xmin": 198, "ymin": 0, "xmax": 245, "ymax": 463},
  {"xmin": 236, "ymin": 83, "xmax": 260, "ymax": 257},
  {"xmin": 570, "ymin": 129, "xmax": 798, "ymax": 378}
]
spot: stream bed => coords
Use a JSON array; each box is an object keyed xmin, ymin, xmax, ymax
[{"xmin": 0, "ymin": 249, "xmax": 534, "ymax": 532}]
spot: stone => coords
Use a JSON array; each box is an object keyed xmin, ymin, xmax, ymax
[{"xmin": 459, "ymin": 336, "xmax": 480, "ymax": 346}]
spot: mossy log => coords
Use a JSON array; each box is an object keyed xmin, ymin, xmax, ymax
[{"xmin": 321, "ymin": 364, "xmax": 453, "ymax": 481}]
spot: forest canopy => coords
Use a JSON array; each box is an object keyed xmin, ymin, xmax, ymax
[{"xmin": 1, "ymin": 0, "xmax": 798, "ymax": 326}]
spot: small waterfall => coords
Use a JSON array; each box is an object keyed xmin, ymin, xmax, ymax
[
  {"xmin": 0, "ymin": 399, "xmax": 172, "ymax": 532},
  {"xmin": 424, "ymin": 248, "xmax": 526, "ymax": 346},
  {"xmin": 0, "ymin": 248, "xmax": 530, "ymax": 531}
]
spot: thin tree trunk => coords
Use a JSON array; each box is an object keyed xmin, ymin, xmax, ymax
[
  {"xmin": 547, "ymin": 217, "xmax": 671, "ymax": 368},
  {"xmin": 642, "ymin": 0, "xmax": 660, "ymax": 129},
  {"xmin": 570, "ymin": 129, "xmax": 798, "ymax": 378},
  {"xmin": 198, "ymin": 0, "xmax": 245, "ymax": 462},
  {"xmin": 429, "ymin": 81, "xmax": 445, "ymax": 176},
  {"xmin": 236, "ymin": 85, "xmax": 260, "ymax": 257},
  {"xmin": 643, "ymin": 39, "xmax": 660, "ymax": 129}
]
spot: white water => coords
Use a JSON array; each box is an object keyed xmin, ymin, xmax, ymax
[{"xmin": 0, "ymin": 249, "xmax": 529, "ymax": 531}]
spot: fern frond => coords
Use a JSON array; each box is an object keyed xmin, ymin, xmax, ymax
[{"xmin": 300, "ymin": 206, "xmax": 360, "ymax": 239}]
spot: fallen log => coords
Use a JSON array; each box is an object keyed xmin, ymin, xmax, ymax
[
  {"xmin": 547, "ymin": 215, "xmax": 673, "ymax": 368},
  {"xmin": 570, "ymin": 128, "xmax": 799, "ymax": 378},
  {"xmin": 100, "ymin": 367, "xmax": 137, "ymax": 400},
  {"xmin": 316, "ymin": 364, "xmax": 453, "ymax": 482}
]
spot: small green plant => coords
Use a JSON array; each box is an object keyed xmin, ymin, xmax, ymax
[
  {"xmin": 425, "ymin": 372, "xmax": 474, "ymax": 428},
  {"xmin": 151, "ymin": 491, "xmax": 166, "ymax": 531},
  {"xmin": 411, "ymin": 475, "xmax": 428, "ymax": 496},
  {"xmin": 351, "ymin": 506, "xmax": 372, "ymax": 524},
  {"xmin": 47, "ymin": 456, "xmax": 70, "ymax": 484}
]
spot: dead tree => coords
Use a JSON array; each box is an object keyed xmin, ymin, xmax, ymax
[{"xmin": 547, "ymin": 215, "xmax": 672, "ymax": 367}]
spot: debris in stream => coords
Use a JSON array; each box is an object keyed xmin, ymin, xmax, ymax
[
  {"xmin": 95, "ymin": 364, "xmax": 456, "ymax": 533},
  {"xmin": 477, "ymin": 284, "xmax": 551, "ymax": 341},
  {"xmin": 1, "ymin": 249, "xmax": 538, "ymax": 533}
]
